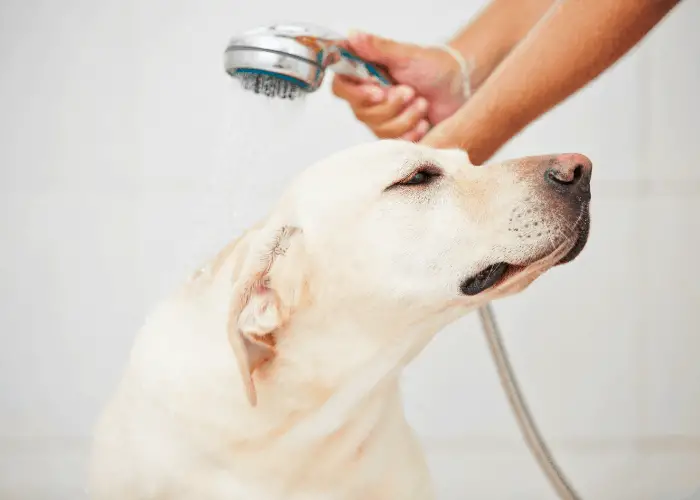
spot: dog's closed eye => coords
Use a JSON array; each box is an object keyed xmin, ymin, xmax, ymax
[{"xmin": 385, "ymin": 164, "xmax": 443, "ymax": 191}]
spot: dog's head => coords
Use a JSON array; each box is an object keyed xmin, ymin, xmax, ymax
[{"xmin": 225, "ymin": 140, "xmax": 591, "ymax": 404}]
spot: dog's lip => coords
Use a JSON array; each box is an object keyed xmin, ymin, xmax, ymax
[
  {"xmin": 485, "ymin": 229, "xmax": 587, "ymax": 291},
  {"xmin": 555, "ymin": 219, "xmax": 590, "ymax": 266},
  {"xmin": 491, "ymin": 262, "xmax": 525, "ymax": 287}
]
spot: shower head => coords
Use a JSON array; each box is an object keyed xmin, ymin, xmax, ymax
[{"xmin": 223, "ymin": 23, "xmax": 393, "ymax": 99}]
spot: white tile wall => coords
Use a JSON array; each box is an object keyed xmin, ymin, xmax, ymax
[
  {"xmin": 638, "ymin": 196, "xmax": 700, "ymax": 437},
  {"xmin": 0, "ymin": 439, "xmax": 88, "ymax": 500},
  {"xmin": 423, "ymin": 442, "xmax": 700, "ymax": 500},
  {"xmin": 1, "ymin": 0, "xmax": 698, "ymax": 498}
]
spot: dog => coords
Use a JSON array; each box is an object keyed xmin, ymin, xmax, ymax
[{"xmin": 89, "ymin": 140, "xmax": 591, "ymax": 500}]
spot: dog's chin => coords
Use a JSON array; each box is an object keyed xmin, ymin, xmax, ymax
[{"xmin": 554, "ymin": 218, "xmax": 590, "ymax": 266}]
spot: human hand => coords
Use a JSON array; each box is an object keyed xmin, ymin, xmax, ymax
[
  {"xmin": 332, "ymin": 82, "xmax": 432, "ymax": 141},
  {"xmin": 332, "ymin": 31, "xmax": 468, "ymax": 141}
]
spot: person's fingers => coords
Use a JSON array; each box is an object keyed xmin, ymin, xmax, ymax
[
  {"xmin": 331, "ymin": 75, "xmax": 386, "ymax": 105},
  {"xmin": 400, "ymin": 119, "xmax": 431, "ymax": 143},
  {"xmin": 347, "ymin": 31, "xmax": 414, "ymax": 69},
  {"xmin": 373, "ymin": 97, "xmax": 429, "ymax": 139},
  {"xmin": 354, "ymin": 85, "xmax": 415, "ymax": 125},
  {"xmin": 333, "ymin": 70, "xmax": 428, "ymax": 140}
]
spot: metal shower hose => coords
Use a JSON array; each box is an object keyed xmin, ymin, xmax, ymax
[{"xmin": 478, "ymin": 303, "xmax": 581, "ymax": 499}]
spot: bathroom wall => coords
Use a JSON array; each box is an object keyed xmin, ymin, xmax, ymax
[{"xmin": 0, "ymin": 0, "xmax": 698, "ymax": 498}]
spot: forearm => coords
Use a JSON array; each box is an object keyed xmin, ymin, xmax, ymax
[
  {"xmin": 448, "ymin": 0, "xmax": 556, "ymax": 91},
  {"xmin": 429, "ymin": 0, "xmax": 681, "ymax": 165}
]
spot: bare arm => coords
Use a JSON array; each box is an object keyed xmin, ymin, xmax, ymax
[
  {"xmin": 448, "ymin": 0, "xmax": 556, "ymax": 92},
  {"xmin": 424, "ymin": 0, "xmax": 681, "ymax": 165},
  {"xmin": 331, "ymin": 0, "xmax": 555, "ymax": 136}
]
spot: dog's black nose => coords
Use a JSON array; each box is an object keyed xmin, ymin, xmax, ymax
[{"xmin": 545, "ymin": 153, "xmax": 592, "ymax": 195}]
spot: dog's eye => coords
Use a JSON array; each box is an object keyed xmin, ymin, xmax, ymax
[
  {"xmin": 393, "ymin": 165, "xmax": 443, "ymax": 188},
  {"xmin": 403, "ymin": 170, "xmax": 434, "ymax": 185}
]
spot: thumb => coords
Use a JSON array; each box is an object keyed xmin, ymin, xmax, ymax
[{"xmin": 346, "ymin": 31, "xmax": 414, "ymax": 68}]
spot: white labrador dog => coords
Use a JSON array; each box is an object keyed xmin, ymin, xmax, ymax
[{"xmin": 89, "ymin": 140, "xmax": 592, "ymax": 500}]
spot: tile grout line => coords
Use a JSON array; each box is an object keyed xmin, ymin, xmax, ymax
[
  {"xmin": 633, "ymin": 188, "xmax": 650, "ymax": 458},
  {"xmin": 420, "ymin": 435, "xmax": 700, "ymax": 454},
  {"xmin": 634, "ymin": 37, "xmax": 653, "ymax": 454},
  {"xmin": 5, "ymin": 180, "xmax": 700, "ymax": 197},
  {"xmin": 3, "ymin": 435, "xmax": 700, "ymax": 452}
]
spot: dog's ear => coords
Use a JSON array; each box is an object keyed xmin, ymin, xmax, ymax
[{"xmin": 226, "ymin": 224, "xmax": 308, "ymax": 407}]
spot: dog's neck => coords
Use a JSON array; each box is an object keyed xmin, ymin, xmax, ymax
[
  {"xmin": 255, "ymin": 303, "xmax": 411, "ymax": 406},
  {"xmin": 241, "ymin": 296, "xmax": 469, "ymax": 447},
  {"xmin": 211, "ymin": 309, "xmax": 405, "ymax": 451}
]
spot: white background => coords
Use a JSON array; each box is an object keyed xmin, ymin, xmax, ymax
[{"xmin": 1, "ymin": 0, "xmax": 698, "ymax": 498}]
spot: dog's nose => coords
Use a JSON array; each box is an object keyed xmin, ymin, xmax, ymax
[{"xmin": 544, "ymin": 153, "xmax": 592, "ymax": 194}]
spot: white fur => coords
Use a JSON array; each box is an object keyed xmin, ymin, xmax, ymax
[{"xmin": 89, "ymin": 140, "xmax": 591, "ymax": 500}]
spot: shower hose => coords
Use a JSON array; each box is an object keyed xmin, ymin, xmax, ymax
[{"xmin": 478, "ymin": 303, "xmax": 581, "ymax": 499}]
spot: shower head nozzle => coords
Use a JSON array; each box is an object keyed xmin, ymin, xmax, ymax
[{"xmin": 224, "ymin": 23, "xmax": 392, "ymax": 100}]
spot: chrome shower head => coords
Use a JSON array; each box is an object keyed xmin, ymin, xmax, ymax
[{"xmin": 223, "ymin": 23, "xmax": 392, "ymax": 99}]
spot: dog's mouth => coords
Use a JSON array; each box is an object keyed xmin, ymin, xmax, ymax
[
  {"xmin": 460, "ymin": 262, "xmax": 512, "ymax": 296},
  {"xmin": 460, "ymin": 223, "xmax": 589, "ymax": 296}
]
